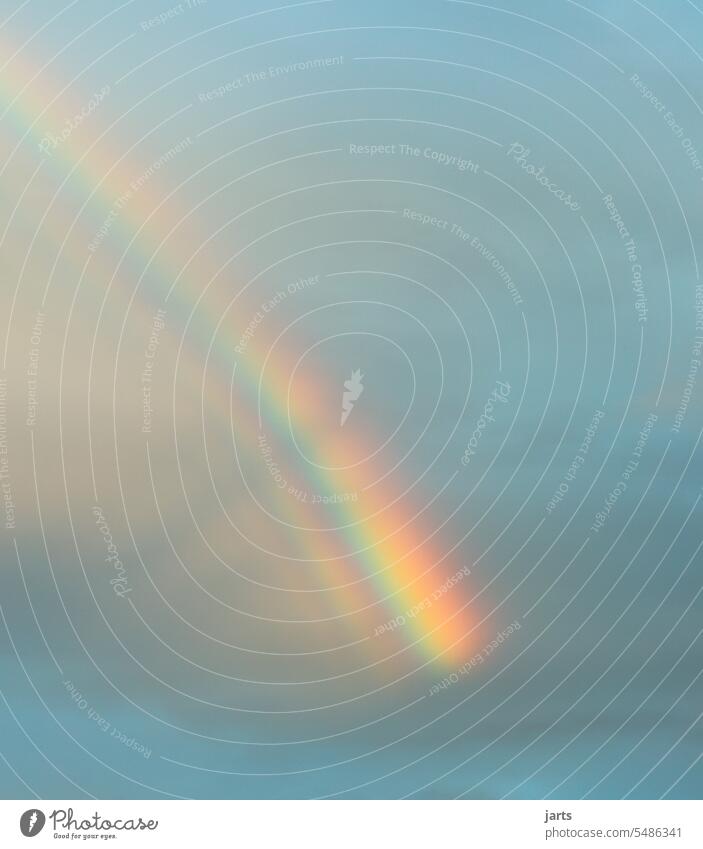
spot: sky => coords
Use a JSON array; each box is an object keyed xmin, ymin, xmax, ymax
[{"xmin": 0, "ymin": 0, "xmax": 702, "ymax": 799}]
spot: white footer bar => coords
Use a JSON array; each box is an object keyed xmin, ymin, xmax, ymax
[{"xmin": 1, "ymin": 800, "xmax": 701, "ymax": 848}]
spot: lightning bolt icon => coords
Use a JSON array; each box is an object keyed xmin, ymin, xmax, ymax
[
  {"xmin": 28, "ymin": 811, "xmax": 38, "ymax": 833},
  {"xmin": 341, "ymin": 369, "xmax": 364, "ymax": 426}
]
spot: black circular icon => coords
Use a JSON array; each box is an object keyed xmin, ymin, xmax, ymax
[{"xmin": 19, "ymin": 810, "xmax": 46, "ymax": 837}]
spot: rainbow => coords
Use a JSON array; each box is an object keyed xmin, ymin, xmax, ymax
[{"xmin": 2, "ymin": 37, "xmax": 485, "ymax": 666}]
